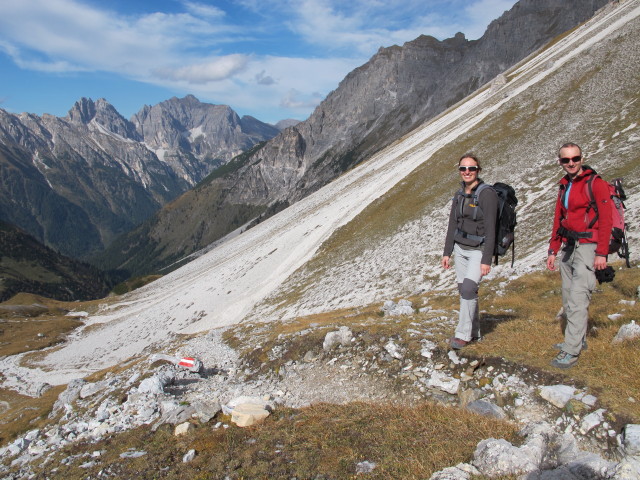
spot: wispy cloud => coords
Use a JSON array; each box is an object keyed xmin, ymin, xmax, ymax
[
  {"xmin": 154, "ymin": 55, "xmax": 250, "ymax": 84},
  {"xmin": 0, "ymin": 0, "xmax": 517, "ymax": 121}
]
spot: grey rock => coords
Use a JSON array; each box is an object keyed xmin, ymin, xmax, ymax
[
  {"xmin": 384, "ymin": 340, "xmax": 404, "ymax": 359},
  {"xmin": 192, "ymin": 399, "xmax": 221, "ymax": 423},
  {"xmin": 612, "ymin": 321, "xmax": 640, "ymax": 343},
  {"xmin": 80, "ymin": 381, "xmax": 108, "ymax": 399},
  {"xmin": 613, "ymin": 455, "xmax": 640, "ymax": 479},
  {"xmin": 183, "ymin": 449, "xmax": 196, "ymax": 463},
  {"xmin": 429, "ymin": 466, "xmax": 472, "ymax": 480},
  {"xmin": 474, "ymin": 438, "xmax": 540, "ymax": 476},
  {"xmin": 622, "ymin": 424, "xmax": 640, "ymax": 456},
  {"xmin": 323, "ymin": 326, "xmax": 353, "ymax": 351},
  {"xmin": 466, "ymin": 400, "xmax": 507, "ymax": 419},
  {"xmin": 50, "ymin": 379, "xmax": 87, "ymax": 417},
  {"xmin": 539, "ymin": 385, "xmax": 576, "ymax": 409},
  {"xmin": 119, "ymin": 450, "xmax": 147, "ymax": 458}
]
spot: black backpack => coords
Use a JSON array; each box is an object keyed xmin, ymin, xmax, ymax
[{"xmin": 470, "ymin": 182, "xmax": 518, "ymax": 266}]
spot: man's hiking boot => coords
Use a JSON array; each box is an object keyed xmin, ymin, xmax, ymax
[
  {"xmin": 553, "ymin": 339, "xmax": 588, "ymax": 351},
  {"xmin": 449, "ymin": 337, "xmax": 469, "ymax": 350},
  {"xmin": 551, "ymin": 351, "xmax": 579, "ymax": 369}
]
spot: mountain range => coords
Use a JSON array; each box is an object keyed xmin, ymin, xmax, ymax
[
  {"xmin": 93, "ymin": 0, "xmax": 611, "ymax": 277},
  {"xmin": 5, "ymin": 0, "xmax": 637, "ymax": 389},
  {"xmin": 0, "ymin": 96, "xmax": 280, "ymax": 259},
  {"xmin": 0, "ymin": 0, "xmax": 615, "ymax": 292}
]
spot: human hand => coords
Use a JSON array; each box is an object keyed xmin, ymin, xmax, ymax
[
  {"xmin": 442, "ymin": 256, "xmax": 451, "ymax": 269},
  {"xmin": 481, "ymin": 264, "xmax": 491, "ymax": 276},
  {"xmin": 594, "ymin": 255, "xmax": 607, "ymax": 270},
  {"xmin": 546, "ymin": 255, "xmax": 556, "ymax": 271}
]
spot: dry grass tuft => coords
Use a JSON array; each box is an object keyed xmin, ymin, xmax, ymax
[{"xmin": 24, "ymin": 402, "xmax": 517, "ymax": 480}]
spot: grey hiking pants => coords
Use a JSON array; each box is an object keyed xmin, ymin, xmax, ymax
[
  {"xmin": 453, "ymin": 243, "xmax": 482, "ymax": 341},
  {"xmin": 560, "ymin": 242, "xmax": 596, "ymax": 356}
]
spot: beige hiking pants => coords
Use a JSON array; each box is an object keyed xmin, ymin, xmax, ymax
[{"xmin": 559, "ymin": 242, "xmax": 596, "ymax": 356}]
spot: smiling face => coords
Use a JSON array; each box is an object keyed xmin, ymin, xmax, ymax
[
  {"xmin": 558, "ymin": 145, "xmax": 583, "ymax": 179},
  {"xmin": 459, "ymin": 156, "xmax": 480, "ymax": 186}
]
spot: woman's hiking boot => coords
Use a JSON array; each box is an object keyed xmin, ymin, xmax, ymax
[
  {"xmin": 551, "ymin": 351, "xmax": 579, "ymax": 369},
  {"xmin": 449, "ymin": 337, "xmax": 469, "ymax": 350}
]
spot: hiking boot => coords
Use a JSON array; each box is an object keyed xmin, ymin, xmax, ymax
[
  {"xmin": 449, "ymin": 337, "xmax": 469, "ymax": 350},
  {"xmin": 553, "ymin": 339, "xmax": 588, "ymax": 351},
  {"xmin": 551, "ymin": 351, "xmax": 579, "ymax": 369}
]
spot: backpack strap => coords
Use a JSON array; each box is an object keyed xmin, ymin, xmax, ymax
[
  {"xmin": 585, "ymin": 173, "xmax": 600, "ymax": 229},
  {"xmin": 472, "ymin": 183, "xmax": 491, "ymax": 221}
]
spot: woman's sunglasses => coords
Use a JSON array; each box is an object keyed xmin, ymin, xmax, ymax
[
  {"xmin": 458, "ymin": 166, "xmax": 479, "ymax": 172},
  {"xmin": 559, "ymin": 155, "xmax": 582, "ymax": 164}
]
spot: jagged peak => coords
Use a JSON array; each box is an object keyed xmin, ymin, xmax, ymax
[{"xmin": 68, "ymin": 97, "xmax": 97, "ymax": 124}]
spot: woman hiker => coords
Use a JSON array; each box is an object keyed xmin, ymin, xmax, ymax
[{"xmin": 441, "ymin": 154, "xmax": 498, "ymax": 349}]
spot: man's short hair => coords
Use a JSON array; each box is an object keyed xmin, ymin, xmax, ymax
[{"xmin": 558, "ymin": 143, "xmax": 582, "ymax": 157}]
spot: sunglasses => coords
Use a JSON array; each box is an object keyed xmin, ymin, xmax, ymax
[
  {"xmin": 458, "ymin": 166, "xmax": 479, "ymax": 172},
  {"xmin": 559, "ymin": 155, "xmax": 582, "ymax": 164}
]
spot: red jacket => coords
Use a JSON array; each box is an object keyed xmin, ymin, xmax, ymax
[{"xmin": 549, "ymin": 167, "xmax": 613, "ymax": 257}]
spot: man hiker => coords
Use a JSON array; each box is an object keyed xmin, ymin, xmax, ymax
[{"xmin": 546, "ymin": 143, "xmax": 613, "ymax": 369}]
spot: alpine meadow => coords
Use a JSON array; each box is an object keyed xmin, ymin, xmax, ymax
[{"xmin": 0, "ymin": 1, "xmax": 640, "ymax": 479}]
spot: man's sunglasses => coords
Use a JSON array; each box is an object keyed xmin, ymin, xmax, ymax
[
  {"xmin": 559, "ymin": 155, "xmax": 582, "ymax": 164},
  {"xmin": 458, "ymin": 166, "xmax": 479, "ymax": 172}
]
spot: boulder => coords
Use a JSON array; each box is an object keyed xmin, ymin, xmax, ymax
[
  {"xmin": 231, "ymin": 403, "xmax": 270, "ymax": 427},
  {"xmin": 50, "ymin": 379, "xmax": 86, "ymax": 417},
  {"xmin": 613, "ymin": 321, "xmax": 640, "ymax": 343},
  {"xmin": 322, "ymin": 326, "xmax": 353, "ymax": 351},
  {"xmin": 427, "ymin": 371, "xmax": 460, "ymax": 395},
  {"xmin": 623, "ymin": 424, "xmax": 640, "ymax": 456},
  {"xmin": 473, "ymin": 438, "xmax": 540, "ymax": 476},
  {"xmin": 174, "ymin": 422, "xmax": 194, "ymax": 436},
  {"xmin": 539, "ymin": 385, "xmax": 576, "ymax": 408}
]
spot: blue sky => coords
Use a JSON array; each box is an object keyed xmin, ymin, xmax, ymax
[{"xmin": 0, "ymin": 0, "xmax": 517, "ymax": 124}]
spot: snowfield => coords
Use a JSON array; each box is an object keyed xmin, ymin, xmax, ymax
[{"xmin": 2, "ymin": 0, "xmax": 639, "ymax": 395}]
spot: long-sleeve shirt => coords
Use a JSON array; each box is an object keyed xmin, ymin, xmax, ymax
[{"xmin": 443, "ymin": 180, "xmax": 498, "ymax": 265}]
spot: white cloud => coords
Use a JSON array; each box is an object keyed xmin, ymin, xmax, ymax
[
  {"xmin": 0, "ymin": 0, "xmax": 517, "ymax": 121},
  {"xmin": 280, "ymin": 89, "xmax": 324, "ymax": 109},
  {"xmin": 154, "ymin": 55, "xmax": 250, "ymax": 84},
  {"xmin": 182, "ymin": 1, "xmax": 226, "ymax": 20}
]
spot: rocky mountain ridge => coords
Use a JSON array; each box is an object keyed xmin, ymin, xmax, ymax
[
  {"xmin": 0, "ymin": 220, "xmax": 112, "ymax": 302},
  {"xmin": 0, "ymin": 96, "xmax": 279, "ymax": 259},
  {"xmin": 98, "ymin": 0, "xmax": 611, "ymax": 277}
]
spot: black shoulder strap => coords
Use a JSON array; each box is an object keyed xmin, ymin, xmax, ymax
[{"xmin": 585, "ymin": 173, "xmax": 600, "ymax": 229}]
